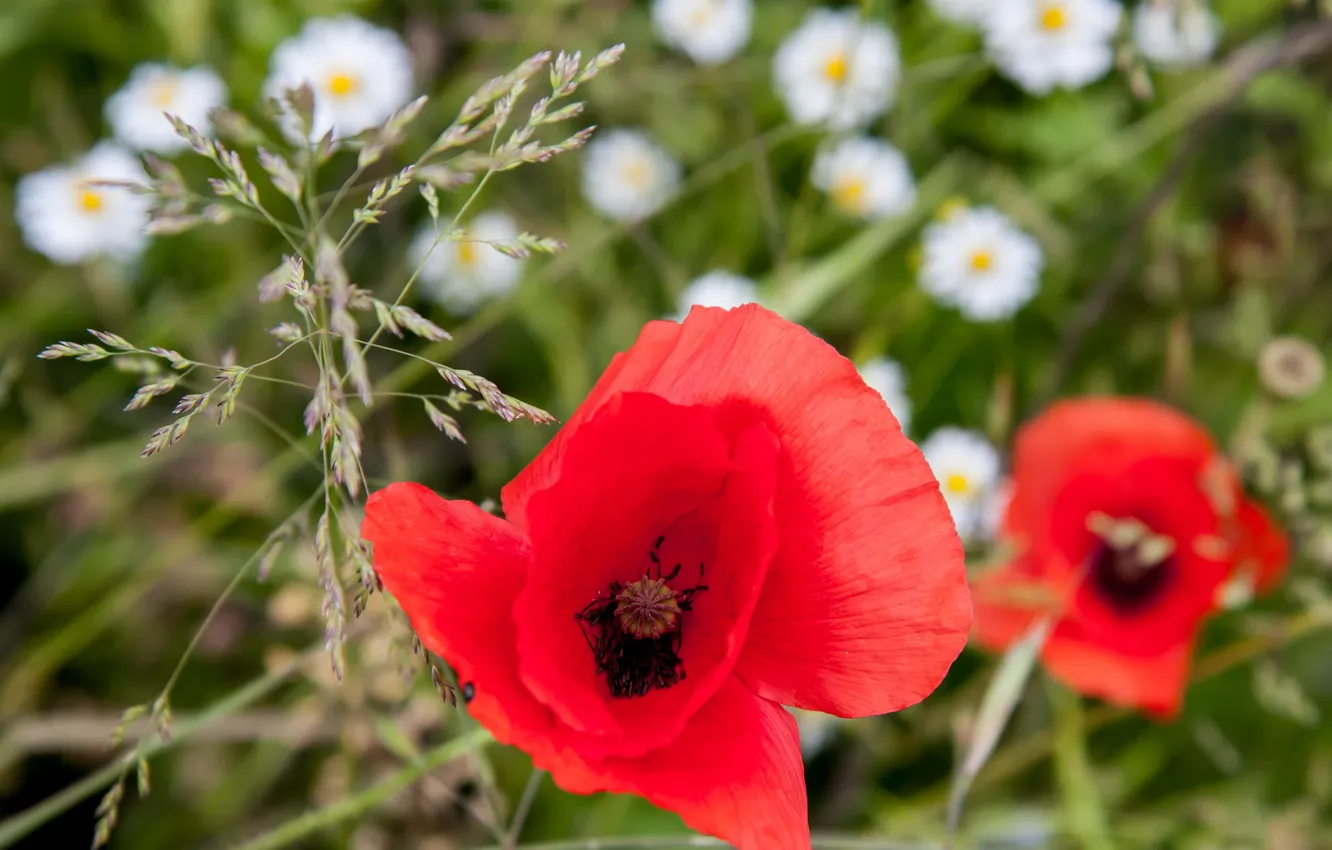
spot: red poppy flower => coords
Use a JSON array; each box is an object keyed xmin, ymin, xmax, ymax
[
  {"xmin": 973, "ymin": 397, "xmax": 1287, "ymax": 717},
  {"xmin": 362, "ymin": 305, "xmax": 971, "ymax": 849}
]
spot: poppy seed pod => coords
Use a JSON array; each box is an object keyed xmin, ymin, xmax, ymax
[{"xmin": 1259, "ymin": 336, "xmax": 1325, "ymax": 400}]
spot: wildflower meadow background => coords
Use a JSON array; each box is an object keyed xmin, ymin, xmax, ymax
[{"xmin": 3, "ymin": 0, "xmax": 1332, "ymax": 848}]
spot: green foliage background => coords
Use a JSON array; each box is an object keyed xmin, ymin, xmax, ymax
[{"xmin": 1, "ymin": 0, "xmax": 1332, "ymax": 848}]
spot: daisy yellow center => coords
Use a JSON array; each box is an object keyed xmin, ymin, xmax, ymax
[
  {"xmin": 457, "ymin": 241, "xmax": 479, "ymax": 268},
  {"xmin": 944, "ymin": 472, "xmax": 972, "ymax": 495},
  {"xmin": 621, "ymin": 159, "xmax": 651, "ymax": 189},
  {"xmin": 150, "ymin": 77, "xmax": 178, "ymax": 108},
  {"xmin": 832, "ymin": 178, "xmax": 868, "ymax": 213},
  {"xmin": 1038, "ymin": 3, "xmax": 1069, "ymax": 32},
  {"xmin": 327, "ymin": 72, "xmax": 358, "ymax": 97},
  {"xmin": 823, "ymin": 51, "xmax": 849, "ymax": 83},
  {"xmin": 689, "ymin": 2, "xmax": 715, "ymax": 28},
  {"xmin": 77, "ymin": 188, "xmax": 105, "ymax": 214},
  {"xmin": 969, "ymin": 249, "xmax": 994, "ymax": 272}
]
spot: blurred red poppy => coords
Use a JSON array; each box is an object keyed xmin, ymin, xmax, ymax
[
  {"xmin": 973, "ymin": 397, "xmax": 1287, "ymax": 717},
  {"xmin": 363, "ymin": 305, "xmax": 971, "ymax": 849}
]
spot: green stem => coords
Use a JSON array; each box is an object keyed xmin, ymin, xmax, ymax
[
  {"xmin": 155, "ymin": 491, "xmax": 321, "ymax": 707},
  {"xmin": 227, "ymin": 729, "xmax": 492, "ymax": 850},
  {"xmin": 503, "ymin": 768, "xmax": 546, "ymax": 849},
  {"xmin": 352, "ymin": 167, "xmax": 495, "ymax": 360},
  {"xmin": 1047, "ymin": 679, "xmax": 1114, "ymax": 850}
]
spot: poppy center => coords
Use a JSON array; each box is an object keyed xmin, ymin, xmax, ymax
[
  {"xmin": 615, "ymin": 576, "xmax": 682, "ymax": 638},
  {"xmin": 1087, "ymin": 515, "xmax": 1175, "ymax": 614},
  {"xmin": 575, "ymin": 535, "xmax": 709, "ymax": 699}
]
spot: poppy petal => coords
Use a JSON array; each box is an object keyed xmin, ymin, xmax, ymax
[
  {"xmin": 502, "ymin": 320, "xmax": 683, "ymax": 532},
  {"xmin": 514, "ymin": 392, "xmax": 781, "ymax": 758},
  {"xmin": 1048, "ymin": 455, "xmax": 1237, "ymax": 655},
  {"xmin": 642, "ymin": 306, "xmax": 970, "ymax": 717},
  {"xmin": 562, "ymin": 677, "xmax": 810, "ymax": 850},
  {"xmin": 363, "ymin": 483, "xmax": 611, "ymax": 784},
  {"xmin": 1042, "ymin": 631, "xmax": 1193, "ymax": 718},
  {"xmin": 1237, "ymin": 501, "xmax": 1288, "ymax": 593},
  {"xmin": 971, "ymin": 557, "xmax": 1053, "ymax": 651},
  {"xmin": 1006, "ymin": 397, "xmax": 1216, "ymax": 560},
  {"xmin": 505, "ymin": 305, "xmax": 970, "ymax": 717}
]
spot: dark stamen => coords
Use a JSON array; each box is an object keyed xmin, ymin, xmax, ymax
[
  {"xmin": 574, "ymin": 536, "xmax": 708, "ymax": 699},
  {"xmin": 1091, "ymin": 538, "xmax": 1174, "ymax": 614}
]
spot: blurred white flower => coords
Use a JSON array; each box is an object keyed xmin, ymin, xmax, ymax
[
  {"xmin": 921, "ymin": 427, "xmax": 1003, "ymax": 543},
  {"xmin": 812, "ymin": 136, "xmax": 915, "ymax": 220},
  {"xmin": 264, "ymin": 16, "xmax": 414, "ymax": 139},
  {"xmin": 581, "ymin": 129, "xmax": 680, "ymax": 222},
  {"xmin": 981, "ymin": 477, "xmax": 1013, "ymax": 542},
  {"xmin": 928, "ymin": 0, "xmax": 992, "ymax": 27},
  {"xmin": 985, "ymin": 0, "xmax": 1123, "ymax": 95},
  {"xmin": 411, "ymin": 211, "xmax": 524, "ymax": 314},
  {"xmin": 788, "ymin": 707, "xmax": 842, "ymax": 758},
  {"xmin": 676, "ymin": 270, "xmax": 760, "ymax": 318},
  {"xmin": 858, "ymin": 356, "xmax": 912, "ymax": 433},
  {"xmin": 919, "ymin": 205, "xmax": 1043, "ymax": 321},
  {"xmin": 653, "ymin": 0, "xmax": 753, "ymax": 65},
  {"xmin": 15, "ymin": 143, "xmax": 150, "ymax": 265},
  {"xmin": 1133, "ymin": 0, "xmax": 1220, "ymax": 69},
  {"xmin": 773, "ymin": 8, "xmax": 901, "ymax": 130},
  {"xmin": 105, "ymin": 63, "xmax": 227, "ymax": 154}
]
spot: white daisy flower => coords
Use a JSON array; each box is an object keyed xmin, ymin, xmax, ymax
[
  {"xmin": 15, "ymin": 143, "xmax": 150, "ymax": 265},
  {"xmin": 1133, "ymin": 0, "xmax": 1220, "ymax": 69},
  {"xmin": 105, "ymin": 63, "xmax": 227, "ymax": 155},
  {"xmin": 918, "ymin": 205, "xmax": 1043, "ymax": 322},
  {"xmin": 812, "ymin": 136, "xmax": 915, "ymax": 220},
  {"xmin": 985, "ymin": 0, "xmax": 1123, "ymax": 95},
  {"xmin": 676, "ymin": 270, "xmax": 760, "ymax": 319},
  {"xmin": 264, "ymin": 16, "xmax": 414, "ymax": 140},
  {"xmin": 858, "ymin": 356, "xmax": 912, "ymax": 433},
  {"xmin": 652, "ymin": 0, "xmax": 753, "ymax": 65},
  {"xmin": 921, "ymin": 427, "xmax": 1003, "ymax": 543},
  {"xmin": 411, "ymin": 211, "xmax": 524, "ymax": 314},
  {"xmin": 928, "ymin": 0, "xmax": 993, "ymax": 27},
  {"xmin": 773, "ymin": 8, "xmax": 901, "ymax": 130},
  {"xmin": 581, "ymin": 129, "xmax": 680, "ymax": 222}
]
